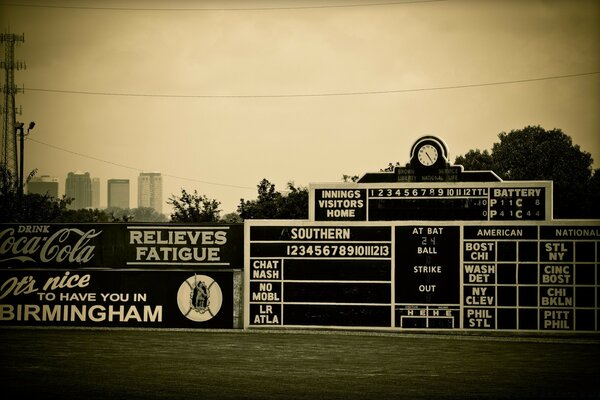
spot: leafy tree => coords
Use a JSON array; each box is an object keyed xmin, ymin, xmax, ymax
[
  {"xmin": 238, "ymin": 179, "xmax": 308, "ymax": 220},
  {"xmin": 454, "ymin": 149, "xmax": 494, "ymax": 171},
  {"xmin": 238, "ymin": 179, "xmax": 281, "ymax": 219},
  {"xmin": 491, "ymin": 126, "xmax": 594, "ymax": 218},
  {"xmin": 455, "ymin": 126, "xmax": 597, "ymax": 219},
  {"xmin": 1, "ymin": 166, "xmax": 72, "ymax": 222},
  {"xmin": 276, "ymin": 182, "xmax": 309, "ymax": 219},
  {"xmin": 131, "ymin": 207, "xmax": 168, "ymax": 222},
  {"xmin": 104, "ymin": 207, "xmax": 167, "ymax": 222},
  {"xmin": 221, "ymin": 212, "xmax": 243, "ymax": 223},
  {"xmin": 52, "ymin": 208, "xmax": 114, "ymax": 223},
  {"xmin": 105, "ymin": 207, "xmax": 133, "ymax": 222},
  {"xmin": 342, "ymin": 174, "xmax": 359, "ymax": 183},
  {"xmin": 168, "ymin": 189, "xmax": 221, "ymax": 223}
]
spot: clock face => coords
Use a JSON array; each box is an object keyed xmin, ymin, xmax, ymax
[{"xmin": 417, "ymin": 144, "xmax": 439, "ymax": 166}]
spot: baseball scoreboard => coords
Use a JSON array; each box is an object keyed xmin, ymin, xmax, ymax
[
  {"xmin": 310, "ymin": 181, "xmax": 551, "ymax": 222},
  {"xmin": 246, "ymin": 221, "xmax": 599, "ymax": 331},
  {"xmin": 246, "ymin": 134, "xmax": 597, "ymax": 332}
]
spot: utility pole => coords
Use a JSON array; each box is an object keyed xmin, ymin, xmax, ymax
[
  {"xmin": 0, "ymin": 32, "xmax": 25, "ymax": 184},
  {"xmin": 16, "ymin": 120, "xmax": 35, "ymax": 196}
]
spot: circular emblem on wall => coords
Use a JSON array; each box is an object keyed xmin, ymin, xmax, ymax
[{"xmin": 177, "ymin": 274, "xmax": 223, "ymax": 322}]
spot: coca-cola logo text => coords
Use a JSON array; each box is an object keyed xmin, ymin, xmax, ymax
[{"xmin": 0, "ymin": 227, "xmax": 102, "ymax": 264}]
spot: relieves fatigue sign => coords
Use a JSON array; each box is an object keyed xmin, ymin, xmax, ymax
[
  {"xmin": 0, "ymin": 270, "xmax": 234, "ymax": 328},
  {"xmin": 245, "ymin": 221, "xmax": 600, "ymax": 331},
  {"xmin": 310, "ymin": 181, "xmax": 551, "ymax": 222},
  {"xmin": 0, "ymin": 224, "xmax": 243, "ymax": 268}
]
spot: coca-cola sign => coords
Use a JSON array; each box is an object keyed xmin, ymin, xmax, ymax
[
  {"xmin": 0, "ymin": 226, "xmax": 102, "ymax": 265},
  {"xmin": 0, "ymin": 223, "xmax": 243, "ymax": 269}
]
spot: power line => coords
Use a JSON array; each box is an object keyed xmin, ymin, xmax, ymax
[
  {"xmin": 0, "ymin": 0, "xmax": 448, "ymax": 11},
  {"xmin": 27, "ymin": 137, "xmax": 256, "ymax": 190},
  {"xmin": 27, "ymin": 71, "xmax": 600, "ymax": 99}
]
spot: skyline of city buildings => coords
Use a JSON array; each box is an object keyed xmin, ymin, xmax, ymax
[
  {"xmin": 107, "ymin": 179, "xmax": 130, "ymax": 209},
  {"xmin": 35, "ymin": 171, "xmax": 163, "ymax": 213}
]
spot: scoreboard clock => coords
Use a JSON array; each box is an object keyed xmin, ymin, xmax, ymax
[{"xmin": 409, "ymin": 136, "xmax": 449, "ymax": 170}]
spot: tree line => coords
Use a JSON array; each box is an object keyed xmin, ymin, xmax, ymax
[{"xmin": 1, "ymin": 125, "xmax": 598, "ymax": 223}]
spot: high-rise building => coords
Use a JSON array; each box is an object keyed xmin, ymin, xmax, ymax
[
  {"xmin": 108, "ymin": 179, "xmax": 130, "ymax": 209},
  {"xmin": 65, "ymin": 171, "xmax": 92, "ymax": 210},
  {"xmin": 138, "ymin": 172, "xmax": 162, "ymax": 213},
  {"xmin": 27, "ymin": 175, "xmax": 59, "ymax": 198},
  {"xmin": 91, "ymin": 177, "xmax": 100, "ymax": 208}
]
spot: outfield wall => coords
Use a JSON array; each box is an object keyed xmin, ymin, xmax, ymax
[{"xmin": 2, "ymin": 219, "xmax": 599, "ymax": 332}]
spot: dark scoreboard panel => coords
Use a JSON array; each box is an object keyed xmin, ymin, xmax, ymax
[
  {"xmin": 310, "ymin": 182, "xmax": 551, "ymax": 222},
  {"xmin": 248, "ymin": 225, "xmax": 392, "ymax": 327},
  {"xmin": 246, "ymin": 221, "xmax": 599, "ymax": 332},
  {"xmin": 395, "ymin": 226, "xmax": 461, "ymax": 328},
  {"xmin": 463, "ymin": 225, "xmax": 599, "ymax": 331}
]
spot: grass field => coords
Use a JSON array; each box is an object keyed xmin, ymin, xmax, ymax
[{"xmin": 1, "ymin": 328, "xmax": 598, "ymax": 399}]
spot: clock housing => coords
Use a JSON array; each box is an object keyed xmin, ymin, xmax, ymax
[{"xmin": 410, "ymin": 136, "xmax": 449, "ymax": 170}]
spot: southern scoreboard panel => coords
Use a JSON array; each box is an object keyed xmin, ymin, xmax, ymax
[
  {"xmin": 245, "ymin": 220, "xmax": 599, "ymax": 331},
  {"xmin": 246, "ymin": 224, "xmax": 393, "ymax": 327},
  {"xmin": 310, "ymin": 181, "xmax": 551, "ymax": 222}
]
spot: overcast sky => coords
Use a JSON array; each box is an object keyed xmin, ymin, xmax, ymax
[{"xmin": 1, "ymin": 0, "xmax": 599, "ymax": 215}]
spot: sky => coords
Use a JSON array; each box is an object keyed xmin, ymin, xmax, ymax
[{"xmin": 1, "ymin": 0, "xmax": 599, "ymax": 216}]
